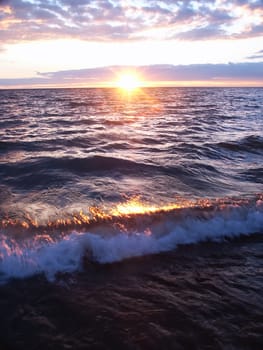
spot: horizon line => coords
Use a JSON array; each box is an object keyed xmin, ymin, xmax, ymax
[{"xmin": 1, "ymin": 81, "xmax": 263, "ymax": 90}]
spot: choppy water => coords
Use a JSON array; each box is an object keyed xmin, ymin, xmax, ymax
[{"xmin": 0, "ymin": 87, "xmax": 262, "ymax": 281}]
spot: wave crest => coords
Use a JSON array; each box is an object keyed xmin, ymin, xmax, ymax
[{"xmin": 0, "ymin": 196, "xmax": 262, "ymax": 283}]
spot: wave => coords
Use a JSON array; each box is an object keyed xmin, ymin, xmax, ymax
[
  {"xmin": 239, "ymin": 167, "xmax": 263, "ymax": 183},
  {"xmin": 217, "ymin": 135, "xmax": 263, "ymax": 154},
  {"xmin": 0, "ymin": 156, "xmax": 155, "ymax": 181},
  {"xmin": 0, "ymin": 154, "xmax": 226, "ymax": 194},
  {"xmin": 0, "ymin": 154, "xmax": 221, "ymax": 178},
  {"xmin": 0, "ymin": 196, "xmax": 262, "ymax": 283}
]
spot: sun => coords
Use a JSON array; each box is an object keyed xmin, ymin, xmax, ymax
[{"xmin": 116, "ymin": 73, "xmax": 142, "ymax": 91}]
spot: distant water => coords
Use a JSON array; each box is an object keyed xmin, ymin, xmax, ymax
[{"xmin": 0, "ymin": 87, "xmax": 262, "ymax": 281}]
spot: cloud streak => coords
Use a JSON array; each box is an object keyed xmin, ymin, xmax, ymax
[
  {"xmin": 1, "ymin": 62, "xmax": 263, "ymax": 88},
  {"xmin": 0, "ymin": 0, "xmax": 262, "ymax": 44},
  {"xmin": 247, "ymin": 49, "xmax": 263, "ymax": 60}
]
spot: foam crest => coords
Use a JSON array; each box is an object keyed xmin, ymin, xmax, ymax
[{"xmin": 0, "ymin": 201, "xmax": 262, "ymax": 283}]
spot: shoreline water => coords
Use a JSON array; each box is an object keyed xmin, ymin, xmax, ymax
[
  {"xmin": 0, "ymin": 233, "xmax": 263, "ymax": 350},
  {"xmin": 0, "ymin": 195, "xmax": 262, "ymax": 283}
]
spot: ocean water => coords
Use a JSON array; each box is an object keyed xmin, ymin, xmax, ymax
[
  {"xmin": 0, "ymin": 87, "xmax": 262, "ymax": 281},
  {"xmin": 0, "ymin": 87, "xmax": 263, "ymax": 349}
]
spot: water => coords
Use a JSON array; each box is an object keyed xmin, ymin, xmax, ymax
[
  {"xmin": 0, "ymin": 87, "xmax": 263, "ymax": 280},
  {"xmin": 0, "ymin": 87, "xmax": 263, "ymax": 349}
]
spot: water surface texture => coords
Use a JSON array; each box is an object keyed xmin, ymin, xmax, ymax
[
  {"xmin": 0, "ymin": 87, "xmax": 262, "ymax": 349},
  {"xmin": 1, "ymin": 87, "xmax": 262, "ymax": 202}
]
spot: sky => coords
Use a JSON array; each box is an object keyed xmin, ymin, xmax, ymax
[{"xmin": 0, "ymin": 0, "xmax": 263, "ymax": 88}]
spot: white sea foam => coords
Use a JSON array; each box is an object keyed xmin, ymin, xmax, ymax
[{"xmin": 0, "ymin": 202, "xmax": 263, "ymax": 282}]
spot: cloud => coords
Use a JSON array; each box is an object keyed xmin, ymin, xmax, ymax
[
  {"xmin": 176, "ymin": 24, "xmax": 225, "ymax": 40},
  {"xmin": 38, "ymin": 66, "xmax": 116, "ymax": 81},
  {"xmin": 140, "ymin": 62, "xmax": 263, "ymax": 81},
  {"xmin": 248, "ymin": 54, "xmax": 263, "ymax": 59},
  {"xmin": 1, "ymin": 62, "xmax": 263, "ymax": 87},
  {"xmin": 0, "ymin": 0, "xmax": 262, "ymax": 43},
  {"xmin": 247, "ymin": 49, "xmax": 263, "ymax": 60}
]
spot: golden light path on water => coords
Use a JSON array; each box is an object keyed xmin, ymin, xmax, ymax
[
  {"xmin": 0, "ymin": 194, "xmax": 257, "ymax": 233},
  {"xmin": 110, "ymin": 197, "xmax": 182, "ymax": 216},
  {"xmin": 0, "ymin": 196, "xmax": 213, "ymax": 231}
]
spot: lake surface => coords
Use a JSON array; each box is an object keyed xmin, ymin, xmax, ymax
[{"xmin": 0, "ymin": 87, "xmax": 262, "ymax": 349}]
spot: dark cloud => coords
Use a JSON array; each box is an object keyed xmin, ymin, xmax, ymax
[
  {"xmin": 0, "ymin": 77, "xmax": 47, "ymax": 86},
  {"xmin": 0, "ymin": 0, "xmax": 262, "ymax": 43},
  {"xmin": 1, "ymin": 62, "xmax": 263, "ymax": 87},
  {"xmin": 38, "ymin": 66, "xmax": 116, "ymax": 81},
  {"xmin": 140, "ymin": 62, "xmax": 263, "ymax": 81}
]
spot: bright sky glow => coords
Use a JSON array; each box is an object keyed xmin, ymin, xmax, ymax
[
  {"xmin": 116, "ymin": 73, "xmax": 142, "ymax": 90},
  {"xmin": 0, "ymin": 0, "xmax": 262, "ymax": 88}
]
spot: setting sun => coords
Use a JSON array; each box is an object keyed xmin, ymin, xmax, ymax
[{"xmin": 116, "ymin": 73, "xmax": 142, "ymax": 91}]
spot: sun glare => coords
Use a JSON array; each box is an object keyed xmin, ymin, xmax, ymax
[{"xmin": 116, "ymin": 73, "xmax": 142, "ymax": 91}]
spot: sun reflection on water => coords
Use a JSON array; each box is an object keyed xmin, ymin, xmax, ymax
[
  {"xmin": 0, "ymin": 194, "xmax": 257, "ymax": 233},
  {"xmin": 0, "ymin": 196, "xmax": 200, "ymax": 232}
]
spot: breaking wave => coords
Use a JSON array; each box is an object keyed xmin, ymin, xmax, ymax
[{"xmin": 0, "ymin": 197, "xmax": 262, "ymax": 283}]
